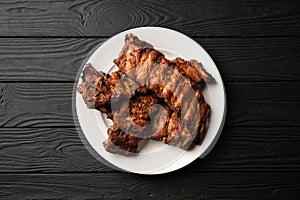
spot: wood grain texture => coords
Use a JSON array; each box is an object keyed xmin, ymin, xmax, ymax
[
  {"xmin": 0, "ymin": 83, "xmax": 74, "ymax": 127},
  {"xmin": 0, "ymin": 82, "xmax": 299, "ymax": 128},
  {"xmin": 0, "ymin": 37, "xmax": 300, "ymax": 82},
  {"xmin": 0, "ymin": 0, "xmax": 299, "ymax": 37},
  {"xmin": 0, "ymin": 38, "xmax": 104, "ymax": 82},
  {"xmin": 0, "ymin": 127, "xmax": 299, "ymax": 173},
  {"xmin": 0, "ymin": 173, "xmax": 299, "ymax": 199},
  {"xmin": 0, "ymin": 128, "xmax": 111, "ymax": 173}
]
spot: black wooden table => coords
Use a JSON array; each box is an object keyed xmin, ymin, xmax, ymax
[{"xmin": 0, "ymin": 0, "xmax": 300, "ymax": 199}]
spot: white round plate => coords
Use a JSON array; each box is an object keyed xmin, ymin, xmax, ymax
[{"xmin": 74, "ymin": 27, "xmax": 226, "ymax": 174}]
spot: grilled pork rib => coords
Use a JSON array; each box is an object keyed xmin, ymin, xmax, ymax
[{"xmin": 77, "ymin": 34, "xmax": 211, "ymax": 154}]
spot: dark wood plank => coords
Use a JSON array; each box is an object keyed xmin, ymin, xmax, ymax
[
  {"xmin": 200, "ymin": 37, "xmax": 300, "ymax": 82},
  {"xmin": 0, "ymin": 128, "xmax": 111, "ymax": 172},
  {"xmin": 0, "ymin": 0, "xmax": 299, "ymax": 37},
  {"xmin": 0, "ymin": 83, "xmax": 74, "ymax": 127},
  {"xmin": 0, "ymin": 38, "xmax": 104, "ymax": 82},
  {"xmin": 226, "ymin": 82, "xmax": 300, "ymax": 127},
  {"xmin": 0, "ymin": 127, "xmax": 299, "ymax": 173},
  {"xmin": 0, "ymin": 37, "xmax": 300, "ymax": 82},
  {"xmin": 0, "ymin": 82, "xmax": 299, "ymax": 128},
  {"xmin": 0, "ymin": 173, "xmax": 299, "ymax": 199}
]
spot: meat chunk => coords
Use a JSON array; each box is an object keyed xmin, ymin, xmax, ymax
[
  {"xmin": 77, "ymin": 33, "xmax": 211, "ymax": 155},
  {"xmin": 113, "ymin": 34, "xmax": 211, "ymax": 150},
  {"xmin": 103, "ymin": 123, "xmax": 142, "ymax": 154},
  {"xmin": 104, "ymin": 93, "xmax": 171, "ymax": 154},
  {"xmin": 77, "ymin": 64, "xmax": 112, "ymax": 117},
  {"xmin": 114, "ymin": 33, "xmax": 209, "ymax": 85}
]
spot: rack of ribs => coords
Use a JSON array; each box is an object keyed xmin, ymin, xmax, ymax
[{"xmin": 77, "ymin": 34, "xmax": 211, "ymax": 155}]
